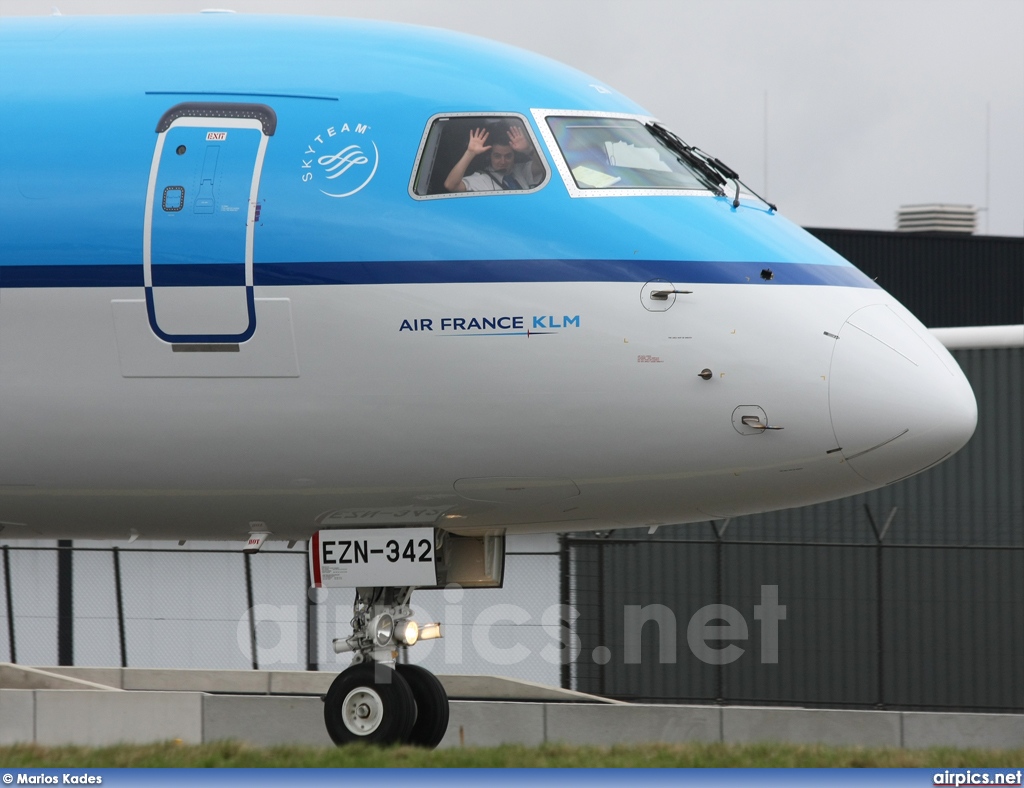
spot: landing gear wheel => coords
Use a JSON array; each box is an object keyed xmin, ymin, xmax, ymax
[
  {"xmin": 396, "ymin": 663, "xmax": 450, "ymax": 748},
  {"xmin": 324, "ymin": 663, "xmax": 416, "ymax": 745}
]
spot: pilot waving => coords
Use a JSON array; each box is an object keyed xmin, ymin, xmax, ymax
[{"xmin": 444, "ymin": 123, "xmax": 545, "ymax": 192}]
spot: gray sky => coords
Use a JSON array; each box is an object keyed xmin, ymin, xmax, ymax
[{"xmin": 4, "ymin": 0, "xmax": 1022, "ymax": 236}]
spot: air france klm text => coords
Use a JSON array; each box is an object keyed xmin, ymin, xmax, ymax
[{"xmin": 399, "ymin": 315, "xmax": 581, "ymax": 332}]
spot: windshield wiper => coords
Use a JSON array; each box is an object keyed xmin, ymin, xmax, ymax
[
  {"xmin": 647, "ymin": 122, "xmax": 777, "ymax": 213},
  {"xmin": 694, "ymin": 145, "xmax": 777, "ymax": 213},
  {"xmin": 646, "ymin": 122, "xmax": 725, "ymax": 196}
]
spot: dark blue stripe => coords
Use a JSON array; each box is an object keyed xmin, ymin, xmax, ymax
[
  {"xmin": 0, "ymin": 265, "xmax": 144, "ymax": 288},
  {"xmin": 252, "ymin": 259, "xmax": 879, "ymax": 288},
  {"xmin": 152, "ymin": 263, "xmax": 246, "ymax": 287},
  {"xmin": 0, "ymin": 260, "xmax": 879, "ymax": 289}
]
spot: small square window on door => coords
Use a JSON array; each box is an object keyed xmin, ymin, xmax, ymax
[{"xmin": 143, "ymin": 102, "xmax": 276, "ymax": 344}]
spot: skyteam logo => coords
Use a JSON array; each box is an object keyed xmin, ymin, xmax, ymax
[{"xmin": 300, "ymin": 121, "xmax": 379, "ymax": 198}]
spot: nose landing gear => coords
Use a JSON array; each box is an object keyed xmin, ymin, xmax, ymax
[{"xmin": 322, "ymin": 586, "xmax": 449, "ymax": 748}]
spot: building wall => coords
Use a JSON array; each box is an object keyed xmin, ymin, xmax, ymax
[{"xmin": 805, "ymin": 228, "xmax": 1023, "ymax": 328}]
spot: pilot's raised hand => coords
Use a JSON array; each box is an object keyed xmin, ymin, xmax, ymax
[
  {"xmin": 507, "ymin": 125, "xmax": 532, "ymax": 153},
  {"xmin": 467, "ymin": 127, "xmax": 491, "ymax": 155},
  {"xmin": 446, "ymin": 128, "xmax": 493, "ymax": 192}
]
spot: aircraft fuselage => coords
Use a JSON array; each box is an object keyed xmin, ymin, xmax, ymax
[{"xmin": 0, "ymin": 15, "xmax": 977, "ymax": 542}]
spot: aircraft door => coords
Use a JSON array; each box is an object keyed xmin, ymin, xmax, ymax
[{"xmin": 144, "ymin": 103, "xmax": 276, "ymax": 343}]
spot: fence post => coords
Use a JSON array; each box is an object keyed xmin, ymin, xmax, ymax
[
  {"xmin": 3, "ymin": 546, "xmax": 15, "ymax": 663},
  {"xmin": 713, "ymin": 519, "xmax": 730, "ymax": 704},
  {"xmin": 559, "ymin": 534, "xmax": 570, "ymax": 691},
  {"xmin": 865, "ymin": 505, "xmax": 898, "ymax": 709},
  {"xmin": 112, "ymin": 547, "xmax": 128, "ymax": 668},
  {"xmin": 597, "ymin": 538, "xmax": 607, "ymax": 697},
  {"xmin": 57, "ymin": 540, "xmax": 73, "ymax": 666}
]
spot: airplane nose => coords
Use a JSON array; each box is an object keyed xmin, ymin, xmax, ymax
[{"xmin": 828, "ymin": 304, "xmax": 978, "ymax": 485}]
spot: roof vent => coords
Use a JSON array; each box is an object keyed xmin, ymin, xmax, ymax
[{"xmin": 896, "ymin": 204, "xmax": 977, "ymax": 234}]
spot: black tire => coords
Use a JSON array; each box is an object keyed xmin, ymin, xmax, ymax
[
  {"xmin": 323, "ymin": 662, "xmax": 416, "ymax": 745},
  {"xmin": 396, "ymin": 663, "xmax": 450, "ymax": 748}
]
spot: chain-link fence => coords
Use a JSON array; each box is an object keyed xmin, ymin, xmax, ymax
[
  {"xmin": 0, "ymin": 534, "xmax": 563, "ymax": 685},
  {"xmin": 0, "ymin": 542, "xmax": 309, "ymax": 671},
  {"xmin": 4, "ymin": 528, "xmax": 1022, "ymax": 711},
  {"xmin": 565, "ymin": 510, "xmax": 1024, "ymax": 713}
]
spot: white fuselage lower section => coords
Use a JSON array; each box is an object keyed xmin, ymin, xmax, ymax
[{"xmin": 0, "ymin": 279, "xmax": 976, "ymax": 541}]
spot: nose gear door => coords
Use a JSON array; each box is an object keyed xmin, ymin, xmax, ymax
[{"xmin": 143, "ymin": 102, "xmax": 276, "ymax": 344}]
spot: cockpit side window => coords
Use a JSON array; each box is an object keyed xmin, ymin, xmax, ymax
[
  {"xmin": 543, "ymin": 115, "xmax": 712, "ymax": 193},
  {"xmin": 411, "ymin": 114, "xmax": 549, "ymax": 198}
]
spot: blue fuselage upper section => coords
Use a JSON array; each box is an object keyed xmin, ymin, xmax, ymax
[{"xmin": 0, "ymin": 14, "xmax": 870, "ymax": 290}]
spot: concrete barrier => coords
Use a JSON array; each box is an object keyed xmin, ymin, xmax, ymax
[
  {"xmin": 0, "ymin": 664, "xmax": 121, "ymax": 692},
  {"xmin": 0, "ymin": 689, "xmax": 35, "ymax": 745},
  {"xmin": 440, "ymin": 701, "xmax": 546, "ymax": 748},
  {"xmin": 122, "ymin": 668, "xmax": 269, "ymax": 694},
  {"xmin": 38, "ymin": 666, "xmax": 125, "ymax": 689},
  {"xmin": 1, "ymin": 672, "xmax": 1020, "ymax": 750},
  {"xmin": 902, "ymin": 712, "xmax": 1024, "ymax": 750},
  {"xmin": 440, "ymin": 675, "xmax": 617, "ymax": 703},
  {"xmin": 268, "ymin": 670, "xmax": 334, "ymax": 696},
  {"xmin": 204, "ymin": 695, "xmax": 333, "ymax": 747},
  {"xmin": 545, "ymin": 703, "xmax": 720, "ymax": 745},
  {"xmin": 34, "ymin": 690, "xmax": 203, "ymax": 746},
  {"xmin": 722, "ymin": 706, "xmax": 902, "ymax": 747},
  {"xmin": 33, "ymin": 665, "xmax": 614, "ymax": 702}
]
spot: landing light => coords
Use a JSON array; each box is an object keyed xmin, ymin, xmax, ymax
[
  {"xmin": 370, "ymin": 613, "xmax": 394, "ymax": 647},
  {"xmin": 419, "ymin": 622, "xmax": 443, "ymax": 641},
  {"xmin": 397, "ymin": 620, "xmax": 419, "ymax": 646}
]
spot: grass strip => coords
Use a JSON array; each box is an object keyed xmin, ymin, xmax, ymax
[{"xmin": 1, "ymin": 741, "xmax": 1023, "ymax": 768}]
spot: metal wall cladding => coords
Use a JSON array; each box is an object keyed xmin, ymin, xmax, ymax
[
  {"xmin": 805, "ymin": 228, "xmax": 1023, "ymax": 328},
  {"xmin": 567, "ymin": 348, "xmax": 1024, "ymax": 711},
  {"xmin": 883, "ymin": 547, "xmax": 1024, "ymax": 710},
  {"xmin": 570, "ymin": 541, "xmax": 880, "ymax": 707}
]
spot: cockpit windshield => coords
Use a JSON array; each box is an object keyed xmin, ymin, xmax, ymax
[{"xmin": 545, "ymin": 116, "xmax": 713, "ymax": 192}]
